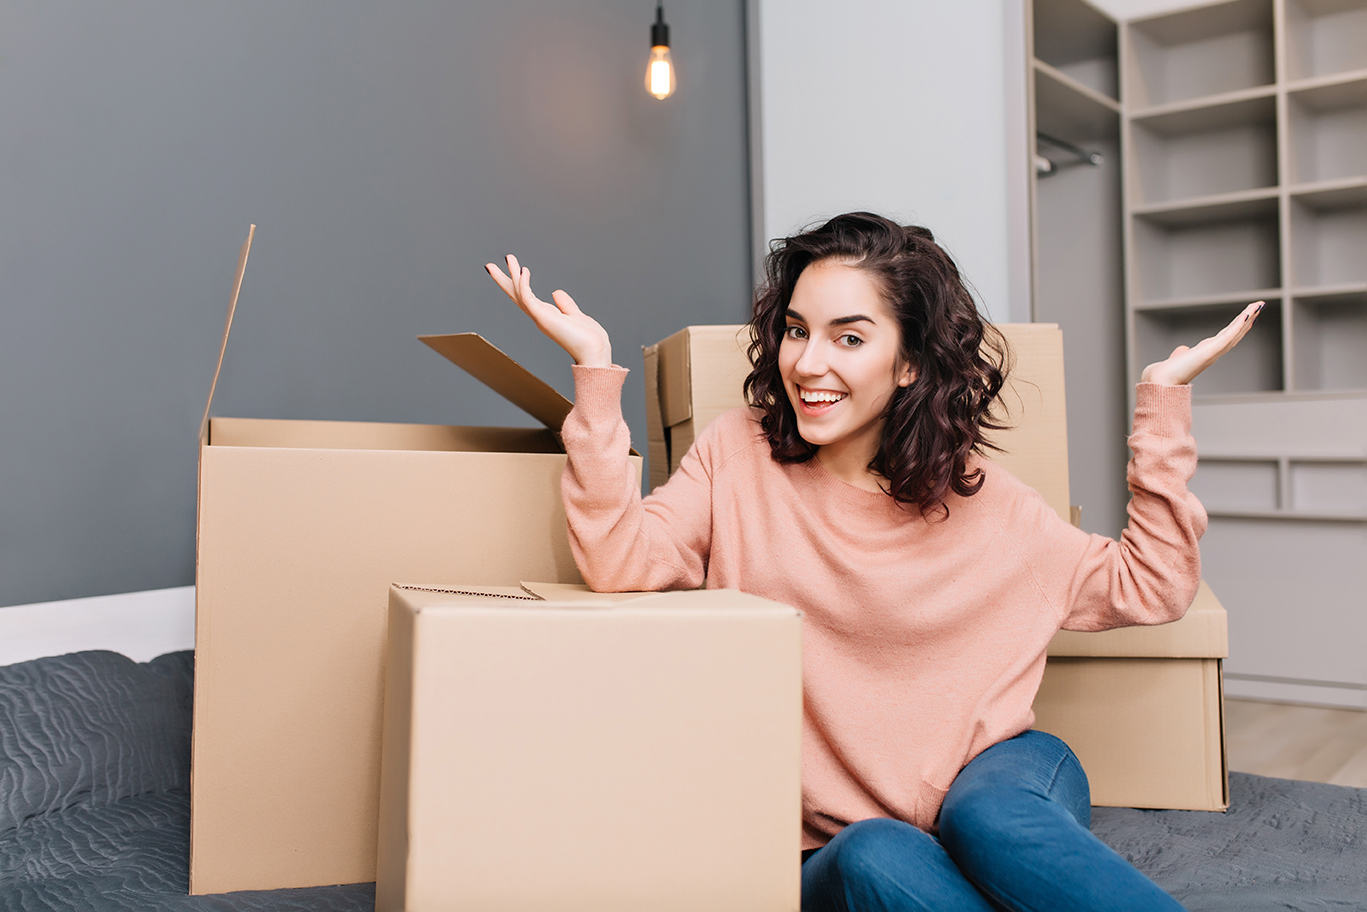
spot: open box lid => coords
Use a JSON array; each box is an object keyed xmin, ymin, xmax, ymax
[
  {"xmin": 418, "ymin": 334, "xmax": 572, "ymax": 432},
  {"xmin": 199, "ymin": 227, "xmax": 619, "ymax": 448}
]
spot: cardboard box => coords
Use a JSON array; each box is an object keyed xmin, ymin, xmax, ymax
[
  {"xmin": 644, "ymin": 323, "xmax": 1073, "ymax": 520},
  {"xmin": 1034, "ymin": 580, "xmax": 1229, "ymax": 811},
  {"xmin": 376, "ymin": 583, "xmax": 803, "ymax": 912},
  {"xmin": 191, "ymin": 229, "xmax": 638, "ymax": 893},
  {"xmin": 643, "ymin": 322, "xmax": 1228, "ymax": 811}
]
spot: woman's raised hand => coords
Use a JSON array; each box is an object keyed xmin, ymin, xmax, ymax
[
  {"xmin": 485, "ymin": 254, "xmax": 613, "ymax": 369},
  {"xmin": 1140, "ymin": 300, "xmax": 1264, "ymax": 386}
]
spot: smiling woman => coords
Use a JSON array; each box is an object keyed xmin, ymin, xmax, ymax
[
  {"xmin": 777, "ymin": 263, "xmax": 914, "ymax": 492},
  {"xmin": 745, "ymin": 214, "xmax": 1009, "ymax": 510},
  {"xmin": 486, "ymin": 211, "xmax": 1262, "ymax": 912}
]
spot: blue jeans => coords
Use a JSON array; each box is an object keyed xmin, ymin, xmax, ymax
[{"xmin": 800, "ymin": 730, "xmax": 1185, "ymax": 911}]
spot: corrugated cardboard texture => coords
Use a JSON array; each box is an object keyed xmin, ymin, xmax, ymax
[
  {"xmin": 377, "ymin": 586, "xmax": 803, "ymax": 912},
  {"xmin": 1033, "ymin": 657, "xmax": 1227, "ymax": 811},
  {"xmin": 644, "ymin": 323, "xmax": 1072, "ymax": 521}
]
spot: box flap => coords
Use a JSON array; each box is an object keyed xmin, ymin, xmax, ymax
[
  {"xmin": 657, "ymin": 325, "xmax": 751, "ymax": 428},
  {"xmin": 199, "ymin": 225, "xmax": 255, "ymax": 443},
  {"xmin": 419, "ymin": 333, "xmax": 573, "ymax": 431},
  {"xmin": 519, "ymin": 581, "xmax": 647, "ymax": 603},
  {"xmin": 1047, "ymin": 580, "xmax": 1229, "ymax": 658}
]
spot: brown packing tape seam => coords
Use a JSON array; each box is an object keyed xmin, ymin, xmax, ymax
[{"xmin": 393, "ymin": 584, "xmax": 541, "ymax": 601}]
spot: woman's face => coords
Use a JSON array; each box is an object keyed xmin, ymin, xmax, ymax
[{"xmin": 778, "ymin": 261, "xmax": 915, "ymax": 464}]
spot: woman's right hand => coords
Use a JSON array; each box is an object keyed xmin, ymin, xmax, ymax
[{"xmin": 486, "ymin": 254, "xmax": 613, "ymax": 368}]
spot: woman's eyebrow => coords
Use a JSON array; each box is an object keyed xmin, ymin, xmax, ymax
[{"xmin": 784, "ymin": 308, "xmax": 875, "ymax": 326}]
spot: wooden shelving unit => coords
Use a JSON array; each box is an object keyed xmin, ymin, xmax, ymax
[{"xmin": 1119, "ymin": 0, "xmax": 1367, "ymax": 709}]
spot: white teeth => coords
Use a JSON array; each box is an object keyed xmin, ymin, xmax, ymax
[{"xmin": 800, "ymin": 390, "xmax": 846, "ymax": 403}]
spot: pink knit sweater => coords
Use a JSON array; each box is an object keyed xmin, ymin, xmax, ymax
[{"xmin": 560, "ymin": 365, "xmax": 1207, "ymax": 849}]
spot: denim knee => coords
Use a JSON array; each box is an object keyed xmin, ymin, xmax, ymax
[
  {"xmin": 803, "ymin": 818, "xmax": 995, "ymax": 912},
  {"xmin": 939, "ymin": 731, "xmax": 1091, "ymax": 853},
  {"xmin": 816, "ymin": 817, "xmax": 921, "ymax": 881}
]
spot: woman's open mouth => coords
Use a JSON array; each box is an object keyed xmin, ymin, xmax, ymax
[{"xmin": 797, "ymin": 387, "xmax": 847, "ymax": 414}]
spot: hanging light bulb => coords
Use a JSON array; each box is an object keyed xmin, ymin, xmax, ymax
[{"xmin": 645, "ymin": 3, "xmax": 676, "ymax": 100}]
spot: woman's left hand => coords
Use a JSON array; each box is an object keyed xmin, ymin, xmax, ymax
[{"xmin": 1140, "ymin": 300, "xmax": 1265, "ymax": 386}]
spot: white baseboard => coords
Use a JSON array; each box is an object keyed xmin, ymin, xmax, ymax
[
  {"xmin": 1225, "ymin": 674, "xmax": 1367, "ymax": 711},
  {"xmin": 0, "ymin": 587, "xmax": 195, "ymax": 667}
]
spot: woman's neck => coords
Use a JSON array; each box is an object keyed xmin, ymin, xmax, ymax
[{"xmin": 816, "ymin": 439, "xmax": 887, "ymax": 494}]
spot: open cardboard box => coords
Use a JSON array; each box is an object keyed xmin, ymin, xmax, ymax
[
  {"xmin": 190, "ymin": 228, "xmax": 639, "ymax": 893},
  {"xmin": 376, "ymin": 582, "xmax": 803, "ymax": 912},
  {"xmin": 644, "ymin": 322, "xmax": 1228, "ymax": 811}
]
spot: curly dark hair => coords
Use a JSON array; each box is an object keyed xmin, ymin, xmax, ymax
[{"xmin": 743, "ymin": 212, "xmax": 1011, "ymax": 518}]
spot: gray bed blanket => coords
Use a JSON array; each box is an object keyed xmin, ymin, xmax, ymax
[
  {"xmin": 0, "ymin": 651, "xmax": 370, "ymax": 911},
  {"xmin": 1092, "ymin": 775, "xmax": 1367, "ymax": 911},
  {"xmin": 2, "ymin": 650, "xmax": 1365, "ymax": 910}
]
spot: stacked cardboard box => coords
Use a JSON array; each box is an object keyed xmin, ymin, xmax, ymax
[{"xmin": 375, "ymin": 583, "xmax": 804, "ymax": 912}]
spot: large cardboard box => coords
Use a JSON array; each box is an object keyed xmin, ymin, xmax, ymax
[
  {"xmin": 191, "ymin": 230, "xmax": 638, "ymax": 893},
  {"xmin": 644, "ymin": 323, "xmax": 1073, "ymax": 520},
  {"xmin": 643, "ymin": 322, "xmax": 1228, "ymax": 811},
  {"xmin": 376, "ymin": 582, "xmax": 803, "ymax": 912}
]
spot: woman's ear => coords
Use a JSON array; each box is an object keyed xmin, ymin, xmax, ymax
[{"xmin": 898, "ymin": 361, "xmax": 917, "ymax": 388}]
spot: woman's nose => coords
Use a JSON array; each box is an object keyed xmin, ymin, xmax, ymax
[{"xmin": 794, "ymin": 341, "xmax": 827, "ymax": 377}]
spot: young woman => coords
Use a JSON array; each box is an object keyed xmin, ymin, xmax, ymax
[{"xmin": 487, "ymin": 212, "xmax": 1259, "ymax": 912}]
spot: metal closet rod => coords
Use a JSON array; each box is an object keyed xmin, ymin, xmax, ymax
[{"xmin": 1037, "ymin": 131, "xmax": 1103, "ymax": 166}]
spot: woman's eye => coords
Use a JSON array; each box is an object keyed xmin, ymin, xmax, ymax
[
  {"xmin": 784, "ymin": 325, "xmax": 806, "ymax": 340},
  {"xmin": 839, "ymin": 334, "xmax": 863, "ymax": 347}
]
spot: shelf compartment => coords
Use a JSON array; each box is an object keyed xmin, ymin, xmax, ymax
[
  {"xmin": 1290, "ymin": 189, "xmax": 1367, "ymax": 287},
  {"xmin": 1287, "ymin": 74, "xmax": 1367, "ymax": 183},
  {"xmin": 1135, "ymin": 299, "xmax": 1283, "ymax": 395},
  {"xmin": 1132, "ymin": 196, "xmax": 1279, "ymax": 301},
  {"xmin": 1190, "ymin": 457, "xmax": 1279, "ymax": 512},
  {"xmin": 1126, "ymin": 0, "xmax": 1274, "ymax": 108},
  {"xmin": 1290, "ymin": 458, "xmax": 1367, "ymax": 514},
  {"xmin": 1033, "ymin": 0, "xmax": 1119, "ymax": 100},
  {"xmin": 1034, "ymin": 61, "xmax": 1121, "ymax": 143},
  {"xmin": 1286, "ymin": 0, "xmax": 1367, "ymax": 80},
  {"xmin": 1129, "ymin": 94, "xmax": 1277, "ymax": 204},
  {"xmin": 1291, "ymin": 286, "xmax": 1367, "ymax": 390}
]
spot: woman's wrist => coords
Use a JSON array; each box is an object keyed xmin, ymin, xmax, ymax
[{"xmin": 575, "ymin": 344, "xmax": 613, "ymax": 369}]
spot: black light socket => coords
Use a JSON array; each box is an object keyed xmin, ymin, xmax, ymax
[{"xmin": 651, "ymin": 4, "xmax": 670, "ymax": 47}]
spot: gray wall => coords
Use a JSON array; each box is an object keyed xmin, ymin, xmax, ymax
[{"xmin": 0, "ymin": 1, "xmax": 752, "ymax": 607}]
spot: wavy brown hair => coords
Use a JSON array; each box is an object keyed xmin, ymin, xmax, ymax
[{"xmin": 743, "ymin": 212, "xmax": 1011, "ymax": 518}]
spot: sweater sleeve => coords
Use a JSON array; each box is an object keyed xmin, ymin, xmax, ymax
[
  {"xmin": 1022, "ymin": 382, "xmax": 1209, "ymax": 631},
  {"xmin": 558, "ymin": 364, "xmax": 715, "ymax": 592}
]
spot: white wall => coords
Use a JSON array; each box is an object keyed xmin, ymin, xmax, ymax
[
  {"xmin": 0, "ymin": 587, "xmax": 195, "ymax": 666},
  {"xmin": 749, "ymin": 0, "xmax": 1031, "ymax": 323}
]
